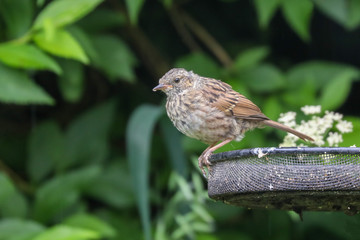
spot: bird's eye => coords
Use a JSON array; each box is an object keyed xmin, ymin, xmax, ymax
[{"xmin": 174, "ymin": 78, "xmax": 180, "ymax": 83}]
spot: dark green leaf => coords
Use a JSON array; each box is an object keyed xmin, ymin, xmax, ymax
[
  {"xmin": 62, "ymin": 100, "xmax": 115, "ymax": 170},
  {"xmin": 58, "ymin": 59, "xmax": 84, "ymax": 102},
  {"xmin": 37, "ymin": 0, "xmax": 46, "ymax": 7},
  {"xmin": 253, "ymin": 0, "xmax": 281, "ymax": 28},
  {"xmin": 319, "ymin": 71, "xmax": 353, "ymax": 110},
  {"xmin": 0, "ymin": 63, "xmax": 54, "ymax": 105},
  {"xmin": 160, "ymin": 0, "xmax": 173, "ymax": 8},
  {"xmin": 0, "ymin": 43, "xmax": 61, "ymax": 73},
  {"xmin": 0, "ymin": 0, "xmax": 33, "ymax": 39},
  {"xmin": 33, "ymin": 0, "xmax": 104, "ymax": 30},
  {"xmin": 125, "ymin": 0, "xmax": 145, "ymax": 25},
  {"xmin": 282, "ymin": 0, "xmax": 313, "ymax": 41},
  {"xmin": 32, "ymin": 225, "xmax": 99, "ymax": 240},
  {"xmin": 78, "ymin": 9, "xmax": 126, "ymax": 33},
  {"xmin": 262, "ymin": 96, "xmax": 284, "ymax": 121},
  {"xmin": 27, "ymin": 121, "xmax": 65, "ymax": 183},
  {"xmin": 95, "ymin": 210, "xmax": 143, "ymax": 240},
  {"xmin": 92, "ymin": 35, "xmax": 137, "ymax": 82},
  {"xmin": 160, "ymin": 117, "xmax": 188, "ymax": 177},
  {"xmin": 282, "ymin": 78, "xmax": 317, "ymax": 108},
  {"xmin": 0, "ymin": 219, "xmax": 45, "ymax": 240},
  {"xmin": 33, "ymin": 28, "xmax": 89, "ymax": 64},
  {"xmin": 64, "ymin": 213, "xmax": 116, "ymax": 238},
  {"xmin": 126, "ymin": 104, "xmax": 163, "ymax": 240},
  {"xmin": 33, "ymin": 166, "xmax": 101, "ymax": 223},
  {"xmin": 313, "ymin": 0, "xmax": 360, "ymax": 30},
  {"xmin": 0, "ymin": 192, "xmax": 28, "ymax": 218},
  {"xmin": 241, "ymin": 64, "xmax": 285, "ymax": 92},
  {"xmin": 232, "ymin": 46, "xmax": 270, "ymax": 71},
  {"xmin": 86, "ymin": 161, "xmax": 135, "ymax": 208},
  {"xmin": 347, "ymin": 0, "xmax": 360, "ymax": 29},
  {"xmin": 287, "ymin": 61, "xmax": 360, "ymax": 89},
  {"xmin": 67, "ymin": 26, "xmax": 99, "ymax": 63},
  {"xmin": 0, "ymin": 173, "xmax": 28, "ymax": 218},
  {"xmin": 175, "ymin": 52, "xmax": 221, "ymax": 79}
]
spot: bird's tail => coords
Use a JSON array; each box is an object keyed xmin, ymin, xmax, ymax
[{"xmin": 263, "ymin": 120, "xmax": 314, "ymax": 142}]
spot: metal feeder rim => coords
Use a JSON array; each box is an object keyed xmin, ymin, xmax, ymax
[{"xmin": 209, "ymin": 147, "xmax": 360, "ymax": 163}]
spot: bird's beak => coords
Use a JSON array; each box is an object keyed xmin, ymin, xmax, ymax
[{"xmin": 152, "ymin": 84, "xmax": 172, "ymax": 91}]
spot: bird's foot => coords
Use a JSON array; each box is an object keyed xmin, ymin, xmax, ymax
[{"xmin": 198, "ymin": 151, "xmax": 212, "ymax": 178}]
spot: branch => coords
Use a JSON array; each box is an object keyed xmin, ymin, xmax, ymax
[
  {"xmin": 181, "ymin": 12, "xmax": 233, "ymax": 67},
  {"xmin": 125, "ymin": 25, "xmax": 170, "ymax": 79},
  {"xmin": 168, "ymin": 6, "xmax": 201, "ymax": 52}
]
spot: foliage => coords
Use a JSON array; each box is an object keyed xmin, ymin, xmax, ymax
[{"xmin": 0, "ymin": 0, "xmax": 360, "ymax": 240}]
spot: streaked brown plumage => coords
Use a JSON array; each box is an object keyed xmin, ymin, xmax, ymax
[{"xmin": 153, "ymin": 68, "xmax": 314, "ymax": 176}]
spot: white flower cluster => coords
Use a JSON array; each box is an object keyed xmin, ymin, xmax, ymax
[{"xmin": 278, "ymin": 105, "xmax": 353, "ymax": 147}]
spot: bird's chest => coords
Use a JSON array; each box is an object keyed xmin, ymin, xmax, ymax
[{"xmin": 166, "ymin": 93, "xmax": 236, "ymax": 144}]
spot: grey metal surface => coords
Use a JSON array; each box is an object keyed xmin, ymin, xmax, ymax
[{"xmin": 208, "ymin": 147, "xmax": 360, "ymax": 213}]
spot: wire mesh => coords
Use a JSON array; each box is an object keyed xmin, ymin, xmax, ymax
[{"xmin": 208, "ymin": 147, "xmax": 360, "ymax": 213}]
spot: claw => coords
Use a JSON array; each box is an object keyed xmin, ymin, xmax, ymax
[{"xmin": 198, "ymin": 151, "xmax": 213, "ymax": 179}]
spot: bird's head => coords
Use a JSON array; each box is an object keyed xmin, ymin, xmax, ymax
[{"xmin": 153, "ymin": 68, "xmax": 196, "ymax": 95}]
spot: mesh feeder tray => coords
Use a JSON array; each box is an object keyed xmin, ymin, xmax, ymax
[{"xmin": 208, "ymin": 147, "xmax": 360, "ymax": 214}]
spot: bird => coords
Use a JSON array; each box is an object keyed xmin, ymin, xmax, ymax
[{"xmin": 153, "ymin": 68, "xmax": 314, "ymax": 176}]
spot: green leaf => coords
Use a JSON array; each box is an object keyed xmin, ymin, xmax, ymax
[
  {"xmin": 282, "ymin": 78, "xmax": 317, "ymax": 108},
  {"xmin": 160, "ymin": 0, "xmax": 173, "ymax": 8},
  {"xmin": 37, "ymin": 0, "xmax": 46, "ymax": 7},
  {"xmin": 0, "ymin": 63, "xmax": 54, "ymax": 105},
  {"xmin": 281, "ymin": 0, "xmax": 313, "ymax": 42},
  {"xmin": 160, "ymin": 118, "xmax": 188, "ymax": 177},
  {"xmin": 126, "ymin": 104, "xmax": 163, "ymax": 240},
  {"xmin": 262, "ymin": 96, "xmax": 284, "ymax": 121},
  {"xmin": 319, "ymin": 71, "xmax": 353, "ymax": 110},
  {"xmin": 95, "ymin": 210, "xmax": 143, "ymax": 240},
  {"xmin": 347, "ymin": 0, "xmax": 360, "ymax": 29},
  {"xmin": 287, "ymin": 61, "xmax": 360, "ymax": 89},
  {"xmin": 33, "ymin": 0, "xmax": 104, "ymax": 30},
  {"xmin": 125, "ymin": 0, "xmax": 145, "ymax": 25},
  {"xmin": 0, "ymin": 43, "xmax": 61, "ymax": 74},
  {"xmin": 86, "ymin": 161, "xmax": 135, "ymax": 208},
  {"xmin": 58, "ymin": 59, "xmax": 84, "ymax": 102},
  {"xmin": 342, "ymin": 117, "xmax": 360, "ymax": 147},
  {"xmin": 241, "ymin": 64, "xmax": 285, "ymax": 92},
  {"xmin": 77, "ymin": 9, "xmax": 126, "ymax": 33},
  {"xmin": 232, "ymin": 46, "xmax": 270, "ymax": 71},
  {"xmin": 33, "ymin": 28, "xmax": 89, "ymax": 64},
  {"xmin": 253, "ymin": 0, "xmax": 281, "ymax": 28},
  {"xmin": 62, "ymin": 100, "xmax": 115, "ymax": 170},
  {"xmin": 27, "ymin": 121, "xmax": 65, "ymax": 183},
  {"xmin": 33, "ymin": 166, "xmax": 101, "ymax": 223},
  {"xmin": 64, "ymin": 213, "xmax": 116, "ymax": 238},
  {"xmin": 175, "ymin": 52, "xmax": 221, "ymax": 79},
  {"xmin": 0, "ymin": 173, "xmax": 28, "ymax": 218},
  {"xmin": 0, "ymin": 219, "xmax": 45, "ymax": 240},
  {"xmin": 32, "ymin": 225, "xmax": 99, "ymax": 240},
  {"xmin": 67, "ymin": 26, "xmax": 99, "ymax": 63},
  {"xmin": 0, "ymin": 0, "xmax": 33, "ymax": 39},
  {"xmin": 313, "ymin": 0, "xmax": 360, "ymax": 30},
  {"xmin": 91, "ymin": 35, "xmax": 137, "ymax": 82}
]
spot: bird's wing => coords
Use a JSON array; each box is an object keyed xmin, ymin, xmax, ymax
[{"xmin": 202, "ymin": 78, "xmax": 269, "ymax": 120}]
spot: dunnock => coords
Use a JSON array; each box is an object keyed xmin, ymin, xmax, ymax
[{"xmin": 153, "ymin": 68, "xmax": 313, "ymax": 176}]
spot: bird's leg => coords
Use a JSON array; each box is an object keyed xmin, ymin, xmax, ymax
[{"xmin": 198, "ymin": 139, "xmax": 232, "ymax": 177}]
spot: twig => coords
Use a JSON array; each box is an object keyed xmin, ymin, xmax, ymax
[
  {"xmin": 181, "ymin": 12, "xmax": 233, "ymax": 67},
  {"xmin": 168, "ymin": 6, "xmax": 201, "ymax": 52},
  {"xmin": 109, "ymin": 0, "xmax": 170, "ymax": 79},
  {"xmin": 125, "ymin": 25, "xmax": 170, "ymax": 79},
  {"xmin": 0, "ymin": 159, "xmax": 34, "ymax": 194}
]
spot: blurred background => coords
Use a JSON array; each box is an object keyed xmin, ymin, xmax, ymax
[{"xmin": 0, "ymin": 0, "xmax": 360, "ymax": 239}]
